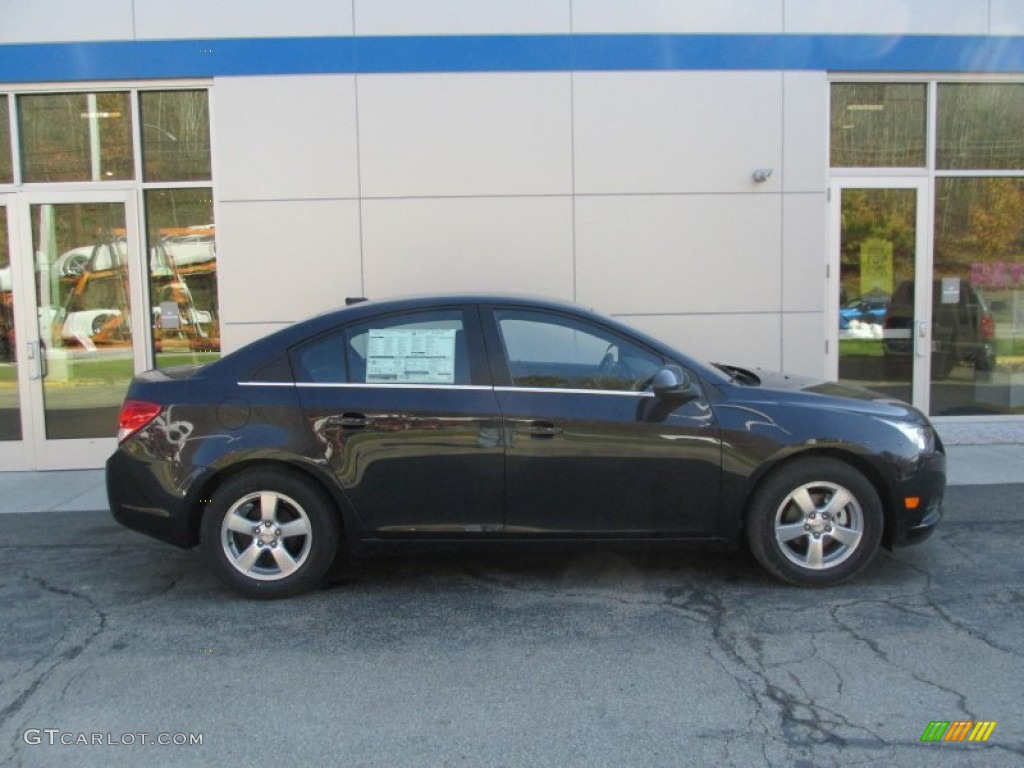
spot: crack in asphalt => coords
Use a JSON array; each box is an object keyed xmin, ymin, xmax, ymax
[{"xmin": 1, "ymin": 573, "xmax": 109, "ymax": 762}]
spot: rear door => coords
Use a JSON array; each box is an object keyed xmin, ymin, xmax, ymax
[
  {"xmin": 292, "ymin": 305, "xmax": 505, "ymax": 536},
  {"xmin": 483, "ymin": 305, "xmax": 721, "ymax": 536}
]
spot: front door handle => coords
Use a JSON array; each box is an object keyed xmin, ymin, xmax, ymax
[{"xmin": 520, "ymin": 421, "xmax": 563, "ymax": 439}]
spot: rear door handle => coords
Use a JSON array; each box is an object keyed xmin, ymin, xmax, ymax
[
  {"xmin": 521, "ymin": 421, "xmax": 562, "ymax": 438},
  {"xmin": 338, "ymin": 413, "xmax": 370, "ymax": 429}
]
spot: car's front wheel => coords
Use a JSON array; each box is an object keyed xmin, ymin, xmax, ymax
[
  {"xmin": 201, "ymin": 469, "xmax": 340, "ymax": 599},
  {"xmin": 746, "ymin": 458, "xmax": 883, "ymax": 586}
]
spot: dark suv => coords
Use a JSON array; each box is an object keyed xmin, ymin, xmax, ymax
[{"xmin": 883, "ymin": 280, "xmax": 996, "ymax": 378}]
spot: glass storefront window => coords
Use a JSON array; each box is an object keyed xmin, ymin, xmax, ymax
[
  {"xmin": 938, "ymin": 84, "xmax": 1024, "ymax": 170},
  {"xmin": 933, "ymin": 177, "xmax": 1024, "ymax": 415},
  {"xmin": 18, "ymin": 92, "xmax": 134, "ymax": 182},
  {"xmin": 0, "ymin": 206, "xmax": 21, "ymax": 440},
  {"xmin": 31, "ymin": 202, "xmax": 134, "ymax": 439},
  {"xmin": 0, "ymin": 96, "xmax": 12, "ymax": 184},
  {"xmin": 831, "ymin": 83, "xmax": 927, "ymax": 168},
  {"xmin": 140, "ymin": 90, "xmax": 212, "ymax": 182},
  {"xmin": 145, "ymin": 189, "xmax": 219, "ymax": 368}
]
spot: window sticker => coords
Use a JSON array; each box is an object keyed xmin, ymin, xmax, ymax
[{"xmin": 366, "ymin": 328, "xmax": 457, "ymax": 384}]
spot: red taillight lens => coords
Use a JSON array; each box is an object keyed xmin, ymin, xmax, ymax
[
  {"xmin": 981, "ymin": 312, "xmax": 995, "ymax": 340},
  {"xmin": 117, "ymin": 400, "xmax": 162, "ymax": 443}
]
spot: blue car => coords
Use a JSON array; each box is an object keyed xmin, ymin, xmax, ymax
[{"xmin": 839, "ymin": 297, "xmax": 888, "ymax": 330}]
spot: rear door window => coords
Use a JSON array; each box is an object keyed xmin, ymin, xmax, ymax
[{"xmin": 292, "ymin": 309, "xmax": 472, "ymax": 385}]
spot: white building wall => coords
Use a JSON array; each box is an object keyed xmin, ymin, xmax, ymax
[
  {"xmin": 4, "ymin": 0, "xmax": 1024, "ymax": 41},
  {"xmin": 5, "ymin": 0, "xmax": 1018, "ymax": 377}
]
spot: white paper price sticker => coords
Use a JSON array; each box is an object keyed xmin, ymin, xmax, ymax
[{"xmin": 366, "ymin": 328, "xmax": 457, "ymax": 383}]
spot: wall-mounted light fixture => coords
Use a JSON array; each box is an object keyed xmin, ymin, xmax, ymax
[{"xmin": 752, "ymin": 168, "xmax": 774, "ymax": 183}]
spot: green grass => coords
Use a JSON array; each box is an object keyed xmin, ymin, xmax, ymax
[
  {"xmin": 839, "ymin": 339, "xmax": 884, "ymax": 358},
  {"xmin": 0, "ymin": 351, "xmax": 220, "ymax": 386}
]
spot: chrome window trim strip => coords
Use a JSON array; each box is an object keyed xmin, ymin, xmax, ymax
[
  {"xmin": 494, "ymin": 386, "xmax": 654, "ymax": 398},
  {"xmin": 239, "ymin": 381, "xmax": 654, "ymax": 397}
]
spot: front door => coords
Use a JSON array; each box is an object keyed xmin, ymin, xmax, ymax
[
  {"xmin": 830, "ymin": 179, "xmax": 932, "ymax": 410},
  {"xmin": 485, "ymin": 306, "xmax": 721, "ymax": 536},
  {"xmin": 14, "ymin": 192, "xmax": 145, "ymax": 469}
]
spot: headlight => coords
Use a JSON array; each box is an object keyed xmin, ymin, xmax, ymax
[{"xmin": 888, "ymin": 421, "xmax": 935, "ymax": 452}]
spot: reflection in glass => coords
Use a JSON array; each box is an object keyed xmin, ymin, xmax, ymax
[
  {"xmin": 938, "ymin": 84, "xmax": 1024, "ymax": 170},
  {"xmin": 19, "ymin": 92, "xmax": 134, "ymax": 182},
  {"xmin": 31, "ymin": 203, "xmax": 133, "ymax": 439},
  {"xmin": 838, "ymin": 188, "xmax": 917, "ymax": 404},
  {"xmin": 140, "ymin": 91, "xmax": 212, "ymax": 182},
  {"xmin": 933, "ymin": 178, "xmax": 1024, "ymax": 415},
  {"xmin": 145, "ymin": 189, "xmax": 220, "ymax": 368},
  {"xmin": 0, "ymin": 206, "xmax": 21, "ymax": 440},
  {"xmin": 0, "ymin": 96, "xmax": 12, "ymax": 184},
  {"xmin": 496, "ymin": 309, "xmax": 662, "ymax": 391},
  {"xmin": 831, "ymin": 83, "xmax": 927, "ymax": 168}
]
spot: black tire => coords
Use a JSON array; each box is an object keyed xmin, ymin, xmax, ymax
[
  {"xmin": 201, "ymin": 468, "xmax": 340, "ymax": 599},
  {"xmin": 745, "ymin": 458, "xmax": 883, "ymax": 586}
]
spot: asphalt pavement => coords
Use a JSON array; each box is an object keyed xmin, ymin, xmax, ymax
[{"xmin": 1, "ymin": 420, "xmax": 1022, "ymax": 766}]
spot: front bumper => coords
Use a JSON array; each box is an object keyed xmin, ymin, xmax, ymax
[{"xmin": 885, "ymin": 449, "xmax": 946, "ymax": 548}]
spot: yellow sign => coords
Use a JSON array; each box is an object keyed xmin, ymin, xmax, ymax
[{"xmin": 860, "ymin": 238, "xmax": 893, "ymax": 298}]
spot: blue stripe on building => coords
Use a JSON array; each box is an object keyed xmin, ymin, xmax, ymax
[{"xmin": 1, "ymin": 34, "xmax": 1023, "ymax": 82}]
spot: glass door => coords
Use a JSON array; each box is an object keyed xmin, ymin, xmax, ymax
[
  {"xmin": 0, "ymin": 195, "xmax": 31, "ymax": 470},
  {"xmin": 830, "ymin": 179, "xmax": 931, "ymax": 409},
  {"xmin": 15, "ymin": 191, "xmax": 145, "ymax": 469}
]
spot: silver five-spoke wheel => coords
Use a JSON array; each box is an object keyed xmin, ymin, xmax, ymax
[
  {"xmin": 773, "ymin": 481, "xmax": 864, "ymax": 570},
  {"xmin": 746, "ymin": 458, "xmax": 882, "ymax": 586},
  {"xmin": 221, "ymin": 491, "xmax": 313, "ymax": 581},
  {"xmin": 202, "ymin": 469, "xmax": 340, "ymax": 598}
]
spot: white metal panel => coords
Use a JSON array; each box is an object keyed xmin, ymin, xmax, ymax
[
  {"xmin": 358, "ymin": 73, "xmax": 572, "ymax": 198},
  {"xmin": 221, "ymin": 322, "xmax": 293, "ymax": 354},
  {"xmin": 213, "ymin": 75, "xmax": 360, "ymax": 201},
  {"xmin": 217, "ymin": 199, "xmax": 362, "ymax": 325},
  {"xmin": 621, "ymin": 313, "xmax": 783, "ymax": 372},
  {"xmin": 572, "ymin": 0, "xmax": 783, "ymax": 34},
  {"xmin": 361, "ymin": 197, "xmax": 574, "ymax": 299},
  {"xmin": 573, "ymin": 72, "xmax": 783, "ymax": 195},
  {"xmin": 782, "ymin": 193, "xmax": 827, "ymax": 313},
  {"xmin": 0, "ymin": 0, "xmax": 134, "ymax": 43},
  {"xmin": 782, "ymin": 312, "xmax": 828, "ymax": 377},
  {"xmin": 783, "ymin": 72, "xmax": 828, "ymax": 194},
  {"xmin": 354, "ymin": 0, "xmax": 570, "ymax": 35},
  {"xmin": 785, "ymin": 0, "xmax": 988, "ymax": 35},
  {"xmin": 574, "ymin": 194, "xmax": 782, "ymax": 315},
  {"xmin": 134, "ymin": 0, "xmax": 354, "ymax": 39},
  {"xmin": 991, "ymin": 0, "xmax": 1024, "ymax": 34}
]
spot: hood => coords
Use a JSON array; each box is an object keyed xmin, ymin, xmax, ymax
[{"xmin": 721, "ymin": 368, "xmax": 924, "ymax": 421}]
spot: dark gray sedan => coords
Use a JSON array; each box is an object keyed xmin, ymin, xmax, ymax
[{"xmin": 107, "ymin": 294, "xmax": 945, "ymax": 598}]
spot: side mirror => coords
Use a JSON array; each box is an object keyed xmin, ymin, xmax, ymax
[{"xmin": 651, "ymin": 365, "xmax": 693, "ymax": 398}]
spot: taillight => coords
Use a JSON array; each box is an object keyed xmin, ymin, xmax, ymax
[
  {"xmin": 981, "ymin": 312, "xmax": 995, "ymax": 340},
  {"xmin": 117, "ymin": 399, "xmax": 162, "ymax": 443}
]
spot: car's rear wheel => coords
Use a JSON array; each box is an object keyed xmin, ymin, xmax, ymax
[
  {"xmin": 201, "ymin": 469, "xmax": 339, "ymax": 599},
  {"xmin": 746, "ymin": 458, "xmax": 883, "ymax": 586}
]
